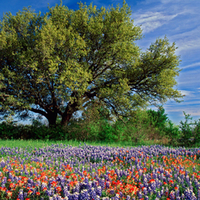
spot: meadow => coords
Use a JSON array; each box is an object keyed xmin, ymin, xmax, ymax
[{"xmin": 0, "ymin": 107, "xmax": 199, "ymax": 199}]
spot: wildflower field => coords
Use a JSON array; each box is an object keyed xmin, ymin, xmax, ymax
[{"xmin": 0, "ymin": 141, "xmax": 199, "ymax": 200}]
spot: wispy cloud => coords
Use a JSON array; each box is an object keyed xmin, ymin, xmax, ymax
[
  {"xmin": 176, "ymin": 68, "xmax": 200, "ymax": 86},
  {"xmin": 132, "ymin": 0, "xmax": 200, "ymax": 58},
  {"xmin": 133, "ymin": 11, "xmax": 179, "ymax": 34},
  {"xmin": 167, "ymin": 108, "xmax": 200, "ymax": 117},
  {"xmin": 160, "ymin": 0, "xmax": 190, "ymax": 4},
  {"xmin": 178, "ymin": 90, "xmax": 194, "ymax": 97},
  {"xmin": 181, "ymin": 62, "xmax": 200, "ymax": 69},
  {"xmin": 171, "ymin": 26, "xmax": 200, "ymax": 55}
]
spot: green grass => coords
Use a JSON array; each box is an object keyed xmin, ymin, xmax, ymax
[
  {"xmin": 0, "ymin": 138, "xmax": 144, "ymax": 150},
  {"xmin": 0, "ymin": 137, "xmax": 194, "ymax": 151}
]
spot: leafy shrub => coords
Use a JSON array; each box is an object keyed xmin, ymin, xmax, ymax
[
  {"xmin": 111, "ymin": 109, "xmax": 152, "ymax": 144},
  {"xmin": 164, "ymin": 120, "xmax": 182, "ymax": 146},
  {"xmin": 84, "ymin": 121, "xmax": 101, "ymax": 142},
  {"xmin": 178, "ymin": 112, "xmax": 196, "ymax": 147},
  {"xmin": 146, "ymin": 107, "xmax": 169, "ymax": 134},
  {"xmin": 111, "ymin": 119, "xmax": 128, "ymax": 142},
  {"xmin": 192, "ymin": 119, "xmax": 200, "ymax": 146},
  {"xmin": 0, "ymin": 121, "xmax": 20, "ymax": 140},
  {"xmin": 97, "ymin": 119, "xmax": 118, "ymax": 143}
]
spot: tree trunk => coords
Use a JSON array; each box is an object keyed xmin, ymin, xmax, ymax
[
  {"xmin": 61, "ymin": 100, "xmax": 79, "ymax": 127},
  {"xmin": 61, "ymin": 112, "xmax": 73, "ymax": 127},
  {"xmin": 46, "ymin": 111, "xmax": 57, "ymax": 128}
]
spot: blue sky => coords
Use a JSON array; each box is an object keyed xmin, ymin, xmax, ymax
[{"xmin": 0, "ymin": 0, "xmax": 200, "ymax": 126}]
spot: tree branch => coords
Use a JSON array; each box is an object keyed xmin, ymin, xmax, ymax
[
  {"xmin": 30, "ymin": 108, "xmax": 48, "ymax": 118},
  {"xmin": 97, "ymin": 98, "xmax": 127, "ymax": 125}
]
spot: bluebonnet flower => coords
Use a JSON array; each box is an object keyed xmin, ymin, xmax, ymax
[
  {"xmin": 143, "ymin": 187, "xmax": 148, "ymax": 195},
  {"xmin": 109, "ymin": 189, "xmax": 115, "ymax": 195},
  {"xmin": 144, "ymin": 196, "xmax": 149, "ymax": 200},
  {"xmin": 41, "ymin": 182, "xmax": 48, "ymax": 191},
  {"xmin": 114, "ymin": 193, "xmax": 120, "ymax": 200},
  {"xmin": 89, "ymin": 187, "xmax": 96, "ymax": 199},
  {"xmin": 88, "ymin": 181, "xmax": 92, "ymax": 190},
  {"xmin": 80, "ymin": 189, "xmax": 90, "ymax": 200},
  {"xmin": 80, "ymin": 182, "xmax": 87, "ymax": 190},
  {"xmin": 152, "ymin": 171, "xmax": 157, "ymax": 179},
  {"xmin": 181, "ymin": 193, "xmax": 185, "ymax": 200},
  {"xmin": 0, "ymin": 159, "xmax": 6, "ymax": 168},
  {"xmin": 96, "ymin": 186, "xmax": 102, "ymax": 197},
  {"xmin": 45, "ymin": 189, "xmax": 52, "ymax": 196},
  {"xmin": 169, "ymin": 190, "xmax": 175, "ymax": 200},
  {"xmin": 150, "ymin": 180, "xmax": 156, "ymax": 191},
  {"xmin": 143, "ymin": 178, "xmax": 148, "ymax": 188},
  {"xmin": 99, "ymin": 178, "xmax": 105, "ymax": 189},
  {"xmin": 63, "ymin": 190, "xmax": 70, "ymax": 198},
  {"xmin": 106, "ymin": 181, "xmax": 110, "ymax": 189},
  {"xmin": 17, "ymin": 189, "xmax": 24, "ymax": 200},
  {"xmin": 138, "ymin": 191, "xmax": 143, "ymax": 199},
  {"xmin": 75, "ymin": 182, "xmax": 80, "ymax": 193},
  {"xmin": 24, "ymin": 192, "xmax": 27, "ymax": 198},
  {"xmin": 184, "ymin": 188, "xmax": 193, "ymax": 199},
  {"xmin": 139, "ymin": 169, "xmax": 142, "ymax": 177},
  {"xmin": 186, "ymin": 175, "xmax": 190, "ymax": 184},
  {"xmin": 198, "ymin": 189, "xmax": 200, "ymax": 199},
  {"xmin": 160, "ymin": 187, "xmax": 164, "ymax": 196},
  {"xmin": 156, "ymin": 191, "xmax": 161, "ymax": 198},
  {"xmin": 85, "ymin": 177, "xmax": 89, "ymax": 184},
  {"xmin": 73, "ymin": 192, "xmax": 79, "ymax": 200}
]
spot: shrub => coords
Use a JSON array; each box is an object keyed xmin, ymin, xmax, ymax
[
  {"xmin": 164, "ymin": 120, "xmax": 182, "ymax": 146},
  {"xmin": 146, "ymin": 107, "xmax": 169, "ymax": 134},
  {"xmin": 178, "ymin": 112, "xmax": 196, "ymax": 147},
  {"xmin": 0, "ymin": 121, "xmax": 20, "ymax": 140}
]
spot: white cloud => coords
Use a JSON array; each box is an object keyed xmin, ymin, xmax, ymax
[
  {"xmin": 172, "ymin": 101, "xmax": 200, "ymax": 106},
  {"xmin": 172, "ymin": 27, "xmax": 200, "ymax": 55},
  {"xmin": 160, "ymin": 0, "xmax": 185, "ymax": 3},
  {"xmin": 133, "ymin": 11, "xmax": 179, "ymax": 33},
  {"xmin": 132, "ymin": 0, "xmax": 200, "ymax": 56},
  {"xmin": 176, "ymin": 68, "xmax": 200, "ymax": 86},
  {"xmin": 164, "ymin": 106, "xmax": 200, "ymax": 116},
  {"xmin": 181, "ymin": 62, "xmax": 200, "ymax": 69},
  {"xmin": 178, "ymin": 90, "xmax": 194, "ymax": 97}
]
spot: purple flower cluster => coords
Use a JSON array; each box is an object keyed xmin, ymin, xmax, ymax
[{"xmin": 0, "ymin": 144, "xmax": 199, "ymax": 199}]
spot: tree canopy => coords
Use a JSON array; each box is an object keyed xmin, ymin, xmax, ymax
[{"xmin": 0, "ymin": 0, "xmax": 183, "ymax": 127}]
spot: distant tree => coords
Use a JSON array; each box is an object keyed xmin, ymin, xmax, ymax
[{"xmin": 0, "ymin": 0, "xmax": 183, "ymax": 128}]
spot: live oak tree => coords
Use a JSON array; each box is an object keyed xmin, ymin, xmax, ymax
[{"xmin": 0, "ymin": 0, "xmax": 183, "ymax": 128}]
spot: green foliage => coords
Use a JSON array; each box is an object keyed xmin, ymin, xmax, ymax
[
  {"xmin": 0, "ymin": 121, "xmax": 20, "ymax": 140},
  {"xmin": 85, "ymin": 121, "xmax": 101, "ymax": 142},
  {"xmin": 0, "ymin": 0, "xmax": 184, "ymax": 128},
  {"xmin": 0, "ymin": 119, "xmax": 68, "ymax": 142},
  {"xmin": 63, "ymin": 120, "xmax": 83, "ymax": 141},
  {"xmin": 178, "ymin": 112, "xmax": 200, "ymax": 147},
  {"xmin": 107, "ymin": 109, "xmax": 156, "ymax": 144},
  {"xmin": 0, "ymin": 107, "xmax": 200, "ymax": 149},
  {"xmin": 164, "ymin": 120, "xmax": 181, "ymax": 146},
  {"xmin": 146, "ymin": 107, "xmax": 169, "ymax": 132},
  {"xmin": 97, "ymin": 120, "xmax": 118, "ymax": 143},
  {"xmin": 192, "ymin": 119, "xmax": 200, "ymax": 143}
]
